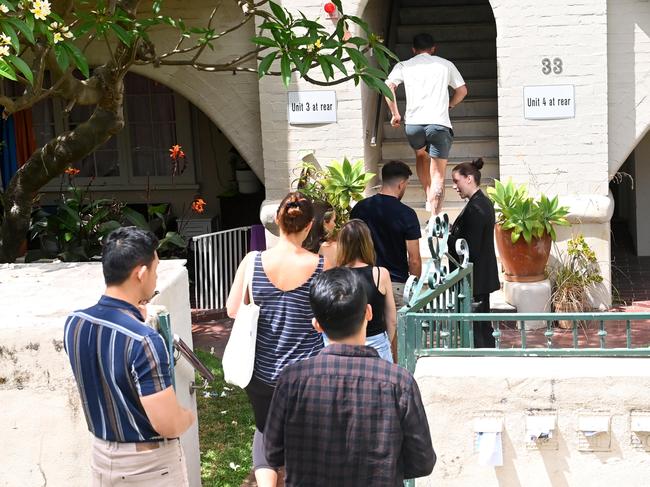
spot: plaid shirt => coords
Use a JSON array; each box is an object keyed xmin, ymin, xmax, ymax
[{"xmin": 265, "ymin": 344, "xmax": 435, "ymax": 486}]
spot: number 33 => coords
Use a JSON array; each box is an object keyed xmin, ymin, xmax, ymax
[{"xmin": 542, "ymin": 58, "xmax": 563, "ymax": 75}]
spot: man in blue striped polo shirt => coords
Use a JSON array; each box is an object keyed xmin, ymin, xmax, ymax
[{"xmin": 64, "ymin": 227, "xmax": 195, "ymax": 486}]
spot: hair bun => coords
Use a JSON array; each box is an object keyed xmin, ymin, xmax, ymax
[{"xmin": 472, "ymin": 157, "xmax": 484, "ymax": 170}]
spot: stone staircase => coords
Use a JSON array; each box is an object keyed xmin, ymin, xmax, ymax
[{"xmin": 379, "ymin": 0, "xmax": 499, "ymax": 224}]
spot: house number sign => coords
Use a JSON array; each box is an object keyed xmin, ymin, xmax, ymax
[{"xmin": 542, "ymin": 57, "xmax": 563, "ymax": 75}]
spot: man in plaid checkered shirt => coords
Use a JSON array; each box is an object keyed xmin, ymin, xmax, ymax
[{"xmin": 264, "ymin": 267, "xmax": 435, "ymax": 486}]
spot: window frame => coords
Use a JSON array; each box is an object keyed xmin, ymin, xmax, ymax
[{"xmin": 41, "ymin": 75, "xmax": 197, "ymax": 192}]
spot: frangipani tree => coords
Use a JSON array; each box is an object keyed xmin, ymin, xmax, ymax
[{"xmin": 0, "ymin": 0, "xmax": 396, "ymax": 262}]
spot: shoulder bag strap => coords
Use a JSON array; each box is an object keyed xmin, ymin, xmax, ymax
[{"xmin": 241, "ymin": 251, "xmax": 259, "ymax": 306}]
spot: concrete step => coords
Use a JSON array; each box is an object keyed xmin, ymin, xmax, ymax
[
  {"xmin": 382, "ymin": 135, "xmax": 499, "ymax": 160},
  {"xmin": 383, "ymin": 116, "xmax": 498, "ymax": 139},
  {"xmin": 399, "ymin": 5, "xmax": 495, "ymax": 25},
  {"xmin": 394, "ymin": 41, "xmax": 496, "ymax": 61},
  {"xmin": 452, "ymin": 59, "xmax": 497, "ymax": 80},
  {"xmin": 379, "ymin": 156, "xmax": 499, "ymax": 175},
  {"xmin": 393, "ymin": 97, "xmax": 498, "ymax": 118},
  {"xmin": 402, "ymin": 179, "xmax": 495, "ymax": 205},
  {"xmin": 397, "ymin": 23, "xmax": 496, "ymax": 44}
]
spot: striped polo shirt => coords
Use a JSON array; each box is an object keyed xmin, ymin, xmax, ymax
[
  {"xmin": 64, "ymin": 295, "xmax": 172, "ymax": 442},
  {"xmin": 252, "ymin": 252, "xmax": 324, "ymax": 385}
]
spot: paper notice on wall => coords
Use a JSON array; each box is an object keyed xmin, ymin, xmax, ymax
[{"xmin": 478, "ymin": 432, "xmax": 503, "ymax": 467}]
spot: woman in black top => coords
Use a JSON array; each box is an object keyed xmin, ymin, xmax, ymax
[
  {"xmin": 336, "ymin": 219, "xmax": 397, "ymax": 362},
  {"xmin": 448, "ymin": 158, "xmax": 500, "ymax": 348}
]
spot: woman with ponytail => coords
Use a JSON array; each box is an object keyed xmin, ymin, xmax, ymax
[
  {"xmin": 448, "ymin": 158, "xmax": 500, "ymax": 348},
  {"xmin": 227, "ymin": 192, "xmax": 328, "ymax": 487}
]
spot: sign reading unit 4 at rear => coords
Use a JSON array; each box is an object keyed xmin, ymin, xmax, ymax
[
  {"xmin": 288, "ymin": 91, "xmax": 337, "ymax": 125},
  {"xmin": 523, "ymin": 85, "xmax": 575, "ymax": 120}
]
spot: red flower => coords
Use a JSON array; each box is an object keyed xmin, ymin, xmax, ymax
[
  {"xmin": 64, "ymin": 167, "xmax": 81, "ymax": 176},
  {"xmin": 191, "ymin": 197, "xmax": 206, "ymax": 214},
  {"xmin": 169, "ymin": 144, "xmax": 185, "ymax": 160}
]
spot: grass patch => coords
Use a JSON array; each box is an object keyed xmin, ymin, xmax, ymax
[{"xmin": 195, "ymin": 349, "xmax": 254, "ymax": 487}]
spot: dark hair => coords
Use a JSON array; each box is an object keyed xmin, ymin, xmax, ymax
[
  {"xmin": 102, "ymin": 226, "xmax": 159, "ymax": 286},
  {"xmin": 336, "ymin": 219, "xmax": 375, "ymax": 266},
  {"xmin": 309, "ymin": 267, "xmax": 368, "ymax": 340},
  {"xmin": 382, "ymin": 160, "xmax": 412, "ymax": 186},
  {"xmin": 452, "ymin": 158, "xmax": 484, "ymax": 185},
  {"xmin": 277, "ymin": 192, "xmax": 314, "ymax": 234},
  {"xmin": 413, "ymin": 33, "xmax": 435, "ymax": 51},
  {"xmin": 303, "ymin": 200, "xmax": 335, "ymax": 253}
]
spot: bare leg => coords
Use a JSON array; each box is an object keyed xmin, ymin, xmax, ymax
[
  {"xmin": 415, "ymin": 147, "xmax": 431, "ymax": 207},
  {"xmin": 430, "ymin": 157, "xmax": 448, "ymax": 216},
  {"xmin": 255, "ymin": 468, "xmax": 279, "ymax": 487}
]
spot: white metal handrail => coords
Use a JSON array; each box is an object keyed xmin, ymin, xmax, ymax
[{"xmin": 192, "ymin": 226, "xmax": 252, "ymax": 310}]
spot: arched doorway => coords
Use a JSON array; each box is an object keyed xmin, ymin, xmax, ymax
[{"xmin": 362, "ymin": 0, "xmax": 498, "ymax": 222}]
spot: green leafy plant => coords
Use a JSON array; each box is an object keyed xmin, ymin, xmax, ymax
[
  {"xmin": 296, "ymin": 157, "xmax": 374, "ymax": 224},
  {"xmin": 28, "ymin": 181, "xmax": 123, "ymax": 262},
  {"xmin": 487, "ymin": 179, "xmax": 570, "ymax": 244},
  {"xmin": 550, "ymin": 235, "xmax": 603, "ymax": 321}
]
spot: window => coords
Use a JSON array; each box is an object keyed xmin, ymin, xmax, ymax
[{"xmin": 34, "ymin": 72, "xmax": 195, "ymax": 189}]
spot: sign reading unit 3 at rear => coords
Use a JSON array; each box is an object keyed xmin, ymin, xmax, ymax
[
  {"xmin": 288, "ymin": 91, "xmax": 337, "ymax": 125},
  {"xmin": 523, "ymin": 85, "xmax": 575, "ymax": 120}
]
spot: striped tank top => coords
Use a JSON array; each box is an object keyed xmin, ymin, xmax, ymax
[{"xmin": 252, "ymin": 251, "xmax": 324, "ymax": 385}]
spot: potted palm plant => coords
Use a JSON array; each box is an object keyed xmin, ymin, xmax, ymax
[
  {"xmin": 296, "ymin": 157, "xmax": 374, "ymax": 225},
  {"xmin": 550, "ymin": 235, "xmax": 603, "ymax": 328},
  {"xmin": 487, "ymin": 180, "xmax": 570, "ymax": 282}
]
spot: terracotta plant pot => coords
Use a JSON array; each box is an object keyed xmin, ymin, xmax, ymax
[{"xmin": 495, "ymin": 225, "xmax": 552, "ymax": 282}]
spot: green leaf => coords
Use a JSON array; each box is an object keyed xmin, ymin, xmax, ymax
[
  {"xmin": 159, "ymin": 231, "xmax": 187, "ymax": 249},
  {"xmin": 122, "ymin": 207, "xmax": 149, "ymax": 229},
  {"xmin": 0, "ymin": 22, "xmax": 20, "ymax": 52},
  {"xmin": 322, "ymin": 54, "xmax": 347, "ymax": 76},
  {"xmin": 345, "ymin": 47, "xmax": 367, "ymax": 68},
  {"xmin": 0, "ymin": 58, "xmax": 17, "ymax": 81},
  {"xmin": 54, "ymin": 44, "xmax": 70, "ymax": 71},
  {"xmin": 317, "ymin": 56, "xmax": 333, "ymax": 80},
  {"xmin": 109, "ymin": 23, "xmax": 133, "ymax": 46},
  {"xmin": 373, "ymin": 42, "xmax": 400, "ymax": 62},
  {"xmin": 280, "ymin": 52, "xmax": 291, "ymax": 87},
  {"xmin": 7, "ymin": 55, "xmax": 33, "ymax": 84},
  {"xmin": 251, "ymin": 36, "xmax": 277, "ymax": 48},
  {"xmin": 269, "ymin": 1, "xmax": 288, "ymax": 24},
  {"xmin": 361, "ymin": 74, "xmax": 393, "ymax": 99},
  {"xmin": 63, "ymin": 43, "xmax": 90, "ymax": 78},
  {"xmin": 5, "ymin": 18, "xmax": 35, "ymax": 44}
]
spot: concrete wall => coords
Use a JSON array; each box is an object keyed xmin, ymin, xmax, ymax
[
  {"xmin": 415, "ymin": 356, "xmax": 650, "ymax": 487},
  {"xmin": 0, "ymin": 261, "xmax": 200, "ymax": 487},
  {"xmin": 608, "ymin": 0, "xmax": 650, "ymax": 177}
]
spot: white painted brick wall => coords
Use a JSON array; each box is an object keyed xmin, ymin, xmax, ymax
[{"xmin": 491, "ymin": 0, "xmax": 610, "ymax": 197}]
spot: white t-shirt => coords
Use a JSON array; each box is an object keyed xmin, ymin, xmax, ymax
[{"xmin": 386, "ymin": 54, "xmax": 465, "ymax": 128}]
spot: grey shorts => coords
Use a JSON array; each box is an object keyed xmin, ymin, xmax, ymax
[{"xmin": 405, "ymin": 124, "xmax": 454, "ymax": 159}]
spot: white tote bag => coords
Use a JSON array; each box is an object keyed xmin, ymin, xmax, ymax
[{"xmin": 223, "ymin": 252, "xmax": 260, "ymax": 388}]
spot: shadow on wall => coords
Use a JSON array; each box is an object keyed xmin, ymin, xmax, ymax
[{"xmin": 608, "ymin": 0, "xmax": 650, "ymax": 177}]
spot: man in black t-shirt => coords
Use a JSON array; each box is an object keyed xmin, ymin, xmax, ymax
[{"xmin": 351, "ymin": 160, "xmax": 422, "ymax": 308}]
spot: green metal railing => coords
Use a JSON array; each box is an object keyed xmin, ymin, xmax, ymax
[{"xmin": 397, "ymin": 214, "xmax": 650, "ymax": 486}]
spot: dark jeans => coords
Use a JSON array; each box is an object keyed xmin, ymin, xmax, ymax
[{"xmin": 472, "ymin": 294, "xmax": 495, "ymax": 348}]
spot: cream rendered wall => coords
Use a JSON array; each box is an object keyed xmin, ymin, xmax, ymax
[
  {"xmin": 608, "ymin": 0, "xmax": 650, "ymax": 177},
  {"xmin": 415, "ymin": 356, "xmax": 650, "ymax": 487},
  {"xmin": 0, "ymin": 261, "xmax": 200, "ymax": 487},
  {"xmin": 85, "ymin": 0, "xmax": 264, "ymax": 181}
]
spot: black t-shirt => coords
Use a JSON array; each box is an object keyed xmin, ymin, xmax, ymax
[{"xmin": 351, "ymin": 194, "xmax": 421, "ymax": 283}]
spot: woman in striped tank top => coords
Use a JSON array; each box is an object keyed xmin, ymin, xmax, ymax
[{"xmin": 227, "ymin": 192, "xmax": 328, "ymax": 487}]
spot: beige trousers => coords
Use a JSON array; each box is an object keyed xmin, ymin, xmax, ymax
[{"xmin": 91, "ymin": 437, "xmax": 189, "ymax": 486}]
